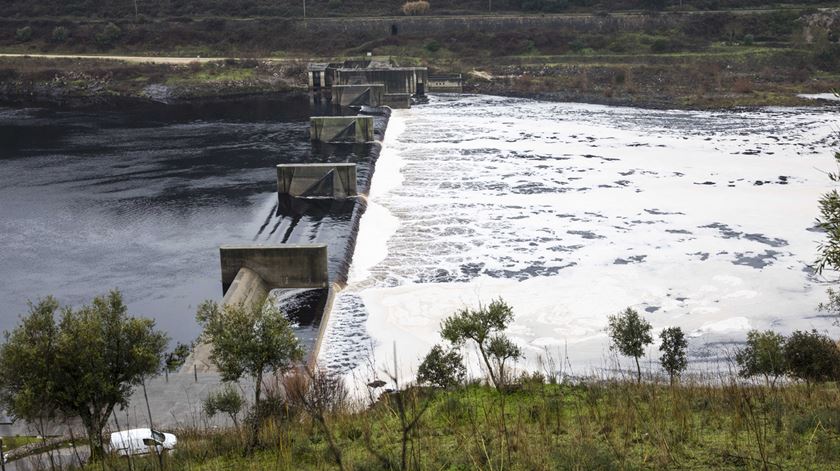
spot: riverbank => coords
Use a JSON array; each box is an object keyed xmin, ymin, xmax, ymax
[
  {"xmin": 0, "ymin": 56, "xmax": 308, "ymax": 108},
  {"xmin": 1, "ymin": 53, "xmax": 838, "ymax": 111},
  {"xmin": 73, "ymin": 378, "xmax": 840, "ymax": 470}
]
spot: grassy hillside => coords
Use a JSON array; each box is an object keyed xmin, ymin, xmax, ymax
[
  {"xmin": 79, "ymin": 377, "xmax": 840, "ymax": 470},
  {"xmin": 3, "ymin": 0, "xmax": 835, "ymax": 19}
]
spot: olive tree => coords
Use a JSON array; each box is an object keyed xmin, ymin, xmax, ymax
[
  {"xmin": 607, "ymin": 307, "xmax": 653, "ymax": 383},
  {"xmin": 0, "ymin": 291, "xmax": 168, "ymax": 460},
  {"xmin": 440, "ymin": 298, "xmax": 522, "ymax": 389},
  {"xmin": 734, "ymin": 330, "xmax": 787, "ymax": 388},
  {"xmin": 203, "ymin": 385, "xmax": 245, "ymax": 429},
  {"xmin": 815, "ymin": 142, "xmax": 840, "ymax": 274},
  {"xmin": 196, "ymin": 296, "xmax": 304, "ymax": 451},
  {"xmin": 784, "ymin": 329, "xmax": 840, "ymax": 392},
  {"xmin": 659, "ymin": 326, "xmax": 688, "ymax": 384},
  {"xmin": 417, "ymin": 344, "xmax": 466, "ymax": 389}
]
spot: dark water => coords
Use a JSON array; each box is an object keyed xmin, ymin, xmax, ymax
[{"xmin": 0, "ymin": 94, "xmax": 376, "ymax": 344}]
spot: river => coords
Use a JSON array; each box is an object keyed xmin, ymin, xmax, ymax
[{"xmin": 0, "ymin": 94, "xmax": 379, "ymax": 348}]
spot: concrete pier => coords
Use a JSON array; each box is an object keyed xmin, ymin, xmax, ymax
[
  {"xmin": 277, "ymin": 163, "xmax": 357, "ymax": 198},
  {"xmin": 310, "ymin": 116, "xmax": 375, "ymax": 143},
  {"xmin": 332, "ymin": 84, "xmax": 385, "ymax": 107},
  {"xmin": 220, "ymin": 245, "xmax": 330, "ymax": 294}
]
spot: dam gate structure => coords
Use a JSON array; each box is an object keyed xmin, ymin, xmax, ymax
[{"xmin": 308, "ymin": 58, "xmax": 427, "ymax": 109}]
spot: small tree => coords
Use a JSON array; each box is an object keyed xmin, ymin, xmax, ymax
[
  {"xmin": 735, "ymin": 330, "xmax": 787, "ymax": 388},
  {"xmin": 606, "ymin": 307, "xmax": 653, "ymax": 383},
  {"xmin": 440, "ymin": 298, "xmax": 522, "ymax": 389},
  {"xmin": 0, "ymin": 291, "xmax": 168, "ymax": 460},
  {"xmin": 815, "ymin": 147, "xmax": 840, "ymax": 273},
  {"xmin": 51, "ymin": 26, "xmax": 68, "ymax": 43},
  {"xmin": 96, "ymin": 22, "xmax": 122, "ymax": 46},
  {"xmin": 203, "ymin": 385, "xmax": 245, "ymax": 429},
  {"xmin": 15, "ymin": 26, "xmax": 32, "ymax": 43},
  {"xmin": 784, "ymin": 329, "xmax": 840, "ymax": 392},
  {"xmin": 659, "ymin": 326, "xmax": 688, "ymax": 384},
  {"xmin": 196, "ymin": 296, "xmax": 304, "ymax": 451},
  {"xmin": 417, "ymin": 344, "xmax": 466, "ymax": 389}
]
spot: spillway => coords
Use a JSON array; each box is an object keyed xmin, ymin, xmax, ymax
[{"xmin": 319, "ymin": 94, "xmax": 840, "ymax": 382}]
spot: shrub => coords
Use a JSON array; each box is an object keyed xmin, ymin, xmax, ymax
[
  {"xmin": 402, "ymin": 1, "xmax": 430, "ymax": 16},
  {"xmin": 15, "ymin": 26, "xmax": 32, "ymax": 43},
  {"xmin": 96, "ymin": 22, "xmax": 122, "ymax": 46},
  {"xmin": 418, "ymin": 344, "xmax": 465, "ymax": 389},
  {"xmin": 735, "ymin": 330, "xmax": 786, "ymax": 387},
  {"xmin": 784, "ymin": 329, "xmax": 840, "ymax": 389},
  {"xmin": 203, "ymin": 385, "xmax": 245, "ymax": 428},
  {"xmin": 743, "ymin": 33, "xmax": 754, "ymax": 46},
  {"xmin": 425, "ymin": 39, "xmax": 441, "ymax": 53},
  {"xmin": 51, "ymin": 26, "xmax": 68, "ymax": 42}
]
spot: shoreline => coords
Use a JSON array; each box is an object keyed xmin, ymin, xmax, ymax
[{"xmin": 2, "ymin": 86, "xmax": 838, "ymax": 112}]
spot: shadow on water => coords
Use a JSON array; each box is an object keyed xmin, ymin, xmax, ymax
[{"xmin": 0, "ymin": 93, "xmax": 381, "ymax": 347}]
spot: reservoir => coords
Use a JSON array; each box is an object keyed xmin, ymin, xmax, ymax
[{"xmin": 0, "ymin": 94, "xmax": 379, "ymax": 347}]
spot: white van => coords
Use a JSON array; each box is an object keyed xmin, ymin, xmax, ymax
[{"xmin": 109, "ymin": 428, "xmax": 177, "ymax": 456}]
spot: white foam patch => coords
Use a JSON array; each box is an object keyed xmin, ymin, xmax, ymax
[
  {"xmin": 798, "ymin": 93, "xmax": 840, "ymax": 102},
  {"xmin": 320, "ymin": 95, "xmax": 840, "ymax": 384}
]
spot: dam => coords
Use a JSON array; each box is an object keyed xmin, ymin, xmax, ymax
[{"xmin": 1, "ymin": 88, "xmax": 838, "ymax": 389}]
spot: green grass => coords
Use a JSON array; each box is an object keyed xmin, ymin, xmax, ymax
[{"xmin": 82, "ymin": 377, "xmax": 840, "ymax": 470}]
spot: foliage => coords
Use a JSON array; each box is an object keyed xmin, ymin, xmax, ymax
[
  {"xmin": 96, "ymin": 22, "xmax": 122, "ymax": 46},
  {"xmin": 203, "ymin": 385, "xmax": 245, "ymax": 429},
  {"xmin": 784, "ymin": 329, "xmax": 840, "ymax": 388},
  {"xmin": 165, "ymin": 341, "xmax": 192, "ymax": 372},
  {"xmin": 0, "ymin": 291, "xmax": 168, "ymax": 460},
  {"xmin": 15, "ymin": 26, "xmax": 32, "ymax": 43},
  {"xmin": 196, "ymin": 296, "xmax": 304, "ymax": 450},
  {"xmin": 816, "ymin": 150, "xmax": 840, "ymax": 274},
  {"xmin": 401, "ymin": 1, "xmax": 430, "ymax": 16},
  {"xmin": 441, "ymin": 298, "xmax": 521, "ymax": 389},
  {"xmin": 659, "ymin": 326, "xmax": 688, "ymax": 383},
  {"xmin": 51, "ymin": 26, "xmax": 69, "ymax": 43},
  {"xmin": 425, "ymin": 39, "xmax": 441, "ymax": 53},
  {"xmin": 606, "ymin": 307, "xmax": 653, "ymax": 383},
  {"xmin": 735, "ymin": 329, "xmax": 787, "ymax": 388},
  {"xmin": 417, "ymin": 344, "xmax": 466, "ymax": 389}
]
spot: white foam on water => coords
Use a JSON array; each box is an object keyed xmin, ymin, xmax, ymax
[
  {"xmin": 319, "ymin": 95, "xmax": 840, "ymax": 385},
  {"xmin": 798, "ymin": 93, "xmax": 840, "ymax": 102}
]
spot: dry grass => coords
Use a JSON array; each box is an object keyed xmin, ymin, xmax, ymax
[{"xmin": 70, "ymin": 368, "xmax": 840, "ymax": 471}]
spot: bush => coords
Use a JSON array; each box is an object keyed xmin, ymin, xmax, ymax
[
  {"xmin": 732, "ymin": 77, "xmax": 753, "ymax": 93},
  {"xmin": 425, "ymin": 39, "xmax": 441, "ymax": 53},
  {"xmin": 15, "ymin": 26, "xmax": 32, "ymax": 43},
  {"xmin": 203, "ymin": 385, "xmax": 245, "ymax": 428},
  {"xmin": 735, "ymin": 330, "xmax": 786, "ymax": 387},
  {"xmin": 51, "ymin": 26, "xmax": 68, "ymax": 42},
  {"xmin": 784, "ymin": 329, "xmax": 840, "ymax": 388},
  {"xmin": 743, "ymin": 33, "xmax": 754, "ymax": 46},
  {"xmin": 402, "ymin": 1, "xmax": 430, "ymax": 16},
  {"xmin": 96, "ymin": 22, "xmax": 122, "ymax": 46},
  {"xmin": 418, "ymin": 344, "xmax": 466, "ymax": 389}
]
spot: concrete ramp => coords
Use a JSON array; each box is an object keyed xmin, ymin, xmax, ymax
[
  {"xmin": 277, "ymin": 163, "xmax": 357, "ymax": 198},
  {"xmin": 333, "ymin": 84, "xmax": 385, "ymax": 107},
  {"xmin": 220, "ymin": 245, "xmax": 330, "ymax": 294},
  {"xmin": 310, "ymin": 116, "xmax": 374, "ymax": 143}
]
